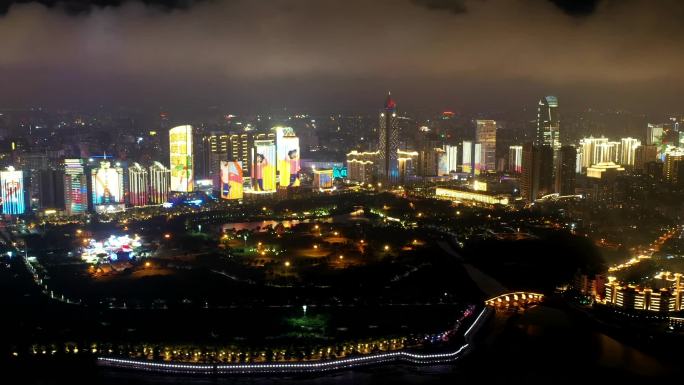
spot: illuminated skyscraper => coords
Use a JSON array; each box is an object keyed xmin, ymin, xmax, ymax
[
  {"xmin": 202, "ymin": 132, "xmax": 229, "ymax": 186},
  {"xmin": 169, "ymin": 125, "xmax": 194, "ymax": 192},
  {"xmin": 64, "ymin": 159, "xmax": 88, "ymax": 215},
  {"xmin": 251, "ymin": 139, "xmax": 277, "ymax": 192},
  {"xmin": 579, "ymin": 137, "xmax": 608, "ymax": 169},
  {"xmin": 128, "ymin": 162, "xmax": 149, "ymax": 207},
  {"xmin": 462, "ymin": 141, "xmax": 472, "ymax": 174},
  {"xmin": 378, "ymin": 93, "xmax": 399, "ymax": 184},
  {"xmin": 398, "ymin": 150, "xmax": 418, "ymax": 183},
  {"xmin": 509, "ymin": 145, "xmax": 523, "ymax": 173},
  {"xmin": 149, "ymin": 161, "xmax": 171, "ymax": 204},
  {"xmin": 220, "ymin": 161, "xmax": 243, "ymax": 199},
  {"xmin": 619, "ymin": 137, "xmax": 641, "ymax": 167},
  {"xmin": 275, "ymin": 126, "xmax": 301, "ymax": 188},
  {"xmin": 595, "ymin": 141, "xmax": 621, "ymax": 164},
  {"xmin": 664, "ymin": 149, "xmax": 684, "ymax": 184},
  {"xmin": 476, "ymin": 120, "xmax": 497, "ymax": 171},
  {"xmin": 229, "ymin": 133, "xmax": 251, "ymax": 175},
  {"xmin": 473, "ymin": 143, "xmax": 483, "ymax": 175},
  {"xmin": 346, "ymin": 150, "xmax": 377, "ymax": 185},
  {"xmin": 647, "ymin": 123, "xmax": 664, "ymax": 146},
  {"xmin": 536, "ymin": 96, "xmax": 560, "ymax": 150},
  {"xmin": 91, "ymin": 161, "xmax": 124, "ymax": 212},
  {"xmin": 443, "ymin": 145, "xmax": 458, "ymax": 174},
  {"xmin": 0, "ymin": 167, "xmax": 25, "ymax": 215}
]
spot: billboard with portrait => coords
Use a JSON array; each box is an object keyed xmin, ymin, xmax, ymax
[
  {"xmin": 251, "ymin": 140, "xmax": 276, "ymax": 192},
  {"xmin": 220, "ymin": 160, "xmax": 243, "ymax": 199}
]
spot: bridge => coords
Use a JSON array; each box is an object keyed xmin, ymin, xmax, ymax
[{"xmin": 485, "ymin": 292, "xmax": 544, "ymax": 310}]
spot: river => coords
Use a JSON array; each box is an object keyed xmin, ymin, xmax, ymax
[{"xmin": 12, "ymin": 305, "xmax": 680, "ymax": 384}]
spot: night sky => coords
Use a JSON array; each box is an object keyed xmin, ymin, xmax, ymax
[{"xmin": 0, "ymin": 0, "xmax": 682, "ymax": 115}]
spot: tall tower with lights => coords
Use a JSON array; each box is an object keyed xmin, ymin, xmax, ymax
[{"xmin": 378, "ymin": 93, "xmax": 400, "ymax": 185}]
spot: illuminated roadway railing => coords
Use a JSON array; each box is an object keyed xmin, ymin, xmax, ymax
[
  {"xmin": 484, "ymin": 292, "xmax": 544, "ymax": 307},
  {"xmin": 97, "ymin": 307, "xmax": 492, "ymax": 375}
]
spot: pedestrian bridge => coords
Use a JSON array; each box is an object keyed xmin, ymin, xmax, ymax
[{"xmin": 485, "ymin": 292, "xmax": 544, "ymax": 309}]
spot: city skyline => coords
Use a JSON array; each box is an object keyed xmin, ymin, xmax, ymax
[{"xmin": 3, "ymin": 1, "xmax": 684, "ymax": 384}]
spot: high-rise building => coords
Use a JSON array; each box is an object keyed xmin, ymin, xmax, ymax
[
  {"xmin": 128, "ymin": 162, "xmax": 149, "ymax": 207},
  {"xmin": 619, "ymin": 137, "xmax": 641, "ymax": 167},
  {"xmin": 664, "ymin": 150, "xmax": 684, "ymax": 184},
  {"xmin": 149, "ymin": 161, "xmax": 170, "ymax": 204},
  {"xmin": 0, "ymin": 167, "xmax": 25, "ymax": 215},
  {"xmin": 39, "ymin": 169, "xmax": 64, "ymax": 210},
  {"xmin": 443, "ymin": 145, "xmax": 458, "ymax": 174},
  {"xmin": 229, "ymin": 133, "xmax": 251, "ymax": 176},
  {"xmin": 275, "ymin": 127, "xmax": 301, "ymax": 188},
  {"xmin": 20, "ymin": 152, "xmax": 47, "ymax": 210},
  {"xmin": 536, "ymin": 96, "xmax": 560, "ymax": 150},
  {"xmin": 579, "ymin": 137, "xmax": 609, "ymax": 169},
  {"xmin": 220, "ymin": 160, "xmax": 244, "ymax": 199},
  {"xmin": 462, "ymin": 141, "xmax": 473, "ymax": 174},
  {"xmin": 91, "ymin": 161, "xmax": 124, "ymax": 212},
  {"xmin": 251, "ymin": 139, "xmax": 277, "ymax": 192},
  {"xmin": 509, "ymin": 145, "xmax": 523, "ymax": 173},
  {"xmin": 634, "ymin": 144, "xmax": 658, "ymax": 172},
  {"xmin": 63, "ymin": 159, "xmax": 88, "ymax": 215},
  {"xmin": 476, "ymin": 120, "xmax": 497, "ymax": 171},
  {"xmin": 377, "ymin": 93, "xmax": 400, "ymax": 185},
  {"xmin": 595, "ymin": 141, "xmax": 621, "ymax": 164},
  {"xmin": 473, "ymin": 143, "xmax": 483, "ymax": 175},
  {"xmin": 346, "ymin": 150, "xmax": 377, "ymax": 185},
  {"xmin": 169, "ymin": 125, "xmax": 194, "ymax": 192},
  {"xmin": 397, "ymin": 150, "xmax": 418, "ymax": 183},
  {"xmin": 521, "ymin": 143, "xmax": 553, "ymax": 202},
  {"xmin": 555, "ymin": 145, "xmax": 577, "ymax": 195},
  {"xmin": 417, "ymin": 147, "xmax": 439, "ymax": 177},
  {"xmin": 647, "ymin": 123, "xmax": 664, "ymax": 146},
  {"xmin": 202, "ymin": 132, "xmax": 229, "ymax": 187}
]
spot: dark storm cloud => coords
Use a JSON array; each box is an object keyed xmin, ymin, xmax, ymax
[
  {"xmin": 0, "ymin": 0, "xmax": 683, "ymax": 113},
  {"xmin": 548, "ymin": 0, "xmax": 601, "ymax": 16},
  {"xmin": 412, "ymin": 0, "xmax": 469, "ymax": 14},
  {"xmin": 413, "ymin": 0, "xmax": 602, "ymax": 17},
  {"xmin": 0, "ymin": 0, "xmax": 209, "ymax": 15}
]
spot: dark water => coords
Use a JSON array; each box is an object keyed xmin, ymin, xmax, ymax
[{"xmin": 9, "ymin": 305, "xmax": 681, "ymax": 385}]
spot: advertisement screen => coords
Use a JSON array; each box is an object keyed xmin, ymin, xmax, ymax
[
  {"xmin": 278, "ymin": 136, "xmax": 300, "ymax": 187},
  {"xmin": 0, "ymin": 168, "xmax": 24, "ymax": 215},
  {"xmin": 252, "ymin": 140, "xmax": 276, "ymax": 192},
  {"xmin": 92, "ymin": 162, "xmax": 122, "ymax": 205},
  {"xmin": 276, "ymin": 127, "xmax": 300, "ymax": 187},
  {"xmin": 169, "ymin": 125, "xmax": 194, "ymax": 192},
  {"xmin": 333, "ymin": 166, "xmax": 347, "ymax": 179},
  {"xmin": 220, "ymin": 161, "xmax": 243, "ymax": 200}
]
